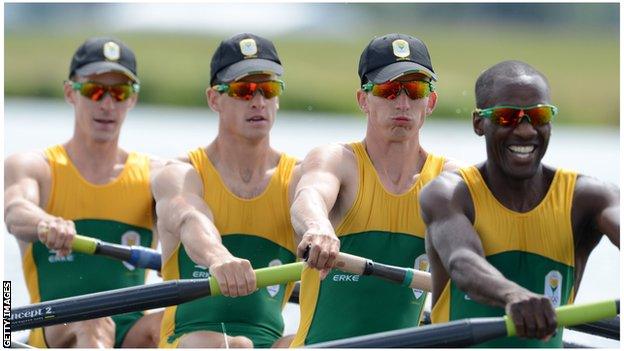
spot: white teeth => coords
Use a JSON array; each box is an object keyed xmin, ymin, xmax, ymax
[{"xmin": 508, "ymin": 145, "xmax": 535, "ymax": 154}]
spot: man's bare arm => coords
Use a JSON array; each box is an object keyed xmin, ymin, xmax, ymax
[
  {"xmin": 421, "ymin": 172, "xmax": 556, "ymax": 340},
  {"xmin": 291, "ymin": 144, "xmax": 348, "ymax": 271},
  {"xmin": 152, "ymin": 162, "xmax": 256, "ymax": 297},
  {"xmin": 574, "ymin": 175, "xmax": 620, "ymax": 248},
  {"xmin": 4, "ymin": 152, "xmax": 76, "ymax": 256}
]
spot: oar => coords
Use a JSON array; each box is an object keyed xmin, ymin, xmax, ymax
[
  {"xmin": 71, "ymin": 234, "xmax": 162, "ymax": 271},
  {"xmin": 307, "ymin": 299, "xmax": 619, "ymax": 348},
  {"xmin": 307, "ymin": 249, "xmax": 432, "ymax": 291},
  {"xmin": 10, "ymin": 261, "xmax": 304, "ymax": 331}
]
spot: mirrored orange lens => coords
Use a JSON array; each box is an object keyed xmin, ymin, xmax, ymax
[
  {"xmin": 371, "ymin": 81, "xmax": 430, "ymax": 100},
  {"xmin": 525, "ymin": 106, "xmax": 553, "ymax": 125},
  {"xmin": 227, "ymin": 81, "xmax": 283, "ymax": 100},
  {"xmin": 491, "ymin": 108, "xmax": 520, "ymax": 127},
  {"xmin": 79, "ymin": 82, "xmax": 133, "ymax": 102},
  {"xmin": 490, "ymin": 107, "xmax": 553, "ymax": 127}
]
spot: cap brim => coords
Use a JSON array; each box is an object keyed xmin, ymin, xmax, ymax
[
  {"xmin": 216, "ymin": 58, "xmax": 283, "ymax": 83},
  {"xmin": 366, "ymin": 61, "xmax": 437, "ymax": 83},
  {"xmin": 74, "ymin": 62, "xmax": 139, "ymax": 83}
]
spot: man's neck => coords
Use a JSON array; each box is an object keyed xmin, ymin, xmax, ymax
[
  {"xmin": 363, "ymin": 132, "xmax": 427, "ymax": 193},
  {"xmin": 207, "ymin": 133, "xmax": 278, "ymax": 184},
  {"xmin": 64, "ymin": 135, "xmax": 125, "ymax": 184},
  {"xmin": 481, "ymin": 161, "xmax": 550, "ymax": 212}
]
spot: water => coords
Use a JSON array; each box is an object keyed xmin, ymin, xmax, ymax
[{"xmin": 3, "ymin": 98, "xmax": 619, "ymax": 346}]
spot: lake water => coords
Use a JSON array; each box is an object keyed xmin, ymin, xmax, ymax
[{"xmin": 2, "ymin": 98, "xmax": 619, "ymax": 346}]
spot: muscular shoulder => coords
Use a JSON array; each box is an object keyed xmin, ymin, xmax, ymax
[
  {"xmin": 4, "ymin": 151, "xmax": 50, "ymax": 186},
  {"xmin": 420, "ymin": 170, "xmax": 472, "ymax": 222},
  {"xmin": 573, "ymin": 174, "xmax": 619, "ymax": 213},
  {"xmin": 151, "ymin": 161, "xmax": 203, "ymax": 200},
  {"xmin": 302, "ymin": 143, "xmax": 357, "ymax": 178}
]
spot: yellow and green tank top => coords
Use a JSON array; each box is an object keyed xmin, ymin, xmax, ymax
[
  {"xmin": 159, "ymin": 147, "xmax": 297, "ymax": 348},
  {"xmin": 431, "ymin": 166, "xmax": 577, "ymax": 347},
  {"xmin": 291, "ymin": 142, "xmax": 446, "ymax": 346},
  {"xmin": 25, "ymin": 145, "xmax": 155, "ymax": 348}
]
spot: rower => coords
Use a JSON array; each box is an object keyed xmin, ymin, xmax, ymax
[
  {"xmin": 152, "ymin": 33, "xmax": 302, "ymax": 348},
  {"xmin": 420, "ymin": 60, "xmax": 620, "ymax": 347},
  {"xmin": 289, "ymin": 33, "xmax": 461, "ymax": 346},
  {"xmin": 4, "ymin": 37, "xmax": 164, "ymax": 347}
]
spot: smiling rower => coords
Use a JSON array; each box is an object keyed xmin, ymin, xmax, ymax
[{"xmin": 420, "ymin": 60, "xmax": 620, "ymax": 347}]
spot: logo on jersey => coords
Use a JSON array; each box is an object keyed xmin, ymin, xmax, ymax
[
  {"xmin": 48, "ymin": 250, "xmax": 75, "ymax": 263},
  {"xmin": 544, "ymin": 270, "xmax": 563, "ymax": 307},
  {"xmin": 332, "ymin": 274, "xmax": 360, "ymax": 282},
  {"xmin": 192, "ymin": 264, "xmax": 210, "ymax": 278},
  {"xmin": 266, "ymin": 259, "xmax": 282, "ymax": 297},
  {"xmin": 121, "ymin": 231, "xmax": 141, "ymax": 270},
  {"xmin": 412, "ymin": 254, "xmax": 430, "ymax": 299}
]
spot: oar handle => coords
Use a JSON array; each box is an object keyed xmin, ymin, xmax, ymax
[
  {"xmin": 335, "ymin": 252, "xmax": 432, "ymax": 291},
  {"xmin": 504, "ymin": 299, "xmax": 620, "ymax": 336},
  {"xmin": 208, "ymin": 261, "xmax": 305, "ymax": 296},
  {"xmin": 72, "ymin": 234, "xmax": 99, "ymax": 254}
]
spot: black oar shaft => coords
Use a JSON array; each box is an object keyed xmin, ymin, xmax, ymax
[
  {"xmin": 308, "ymin": 318, "xmax": 507, "ymax": 348},
  {"xmin": 11, "ymin": 279, "xmax": 210, "ymax": 331}
]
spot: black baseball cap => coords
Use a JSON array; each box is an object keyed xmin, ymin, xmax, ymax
[
  {"xmin": 358, "ymin": 33, "xmax": 437, "ymax": 86},
  {"xmin": 210, "ymin": 33, "xmax": 283, "ymax": 85},
  {"xmin": 69, "ymin": 37, "xmax": 139, "ymax": 83}
]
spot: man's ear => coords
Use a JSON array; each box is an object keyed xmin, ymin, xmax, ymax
[
  {"xmin": 64, "ymin": 81, "xmax": 76, "ymax": 105},
  {"xmin": 426, "ymin": 91, "xmax": 438, "ymax": 116},
  {"xmin": 207, "ymin": 88, "xmax": 220, "ymax": 112},
  {"xmin": 356, "ymin": 89, "xmax": 368, "ymax": 114},
  {"xmin": 473, "ymin": 112, "xmax": 485, "ymax": 136}
]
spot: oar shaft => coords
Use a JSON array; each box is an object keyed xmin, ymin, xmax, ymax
[
  {"xmin": 308, "ymin": 299, "xmax": 620, "ymax": 348},
  {"xmin": 11, "ymin": 261, "xmax": 304, "ymax": 331},
  {"xmin": 335, "ymin": 252, "xmax": 432, "ymax": 291},
  {"xmin": 72, "ymin": 235, "xmax": 162, "ymax": 271}
]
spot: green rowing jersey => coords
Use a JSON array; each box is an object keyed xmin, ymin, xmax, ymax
[
  {"xmin": 159, "ymin": 148, "xmax": 298, "ymax": 348},
  {"xmin": 291, "ymin": 142, "xmax": 446, "ymax": 346},
  {"xmin": 24, "ymin": 145, "xmax": 155, "ymax": 347},
  {"xmin": 431, "ymin": 166, "xmax": 577, "ymax": 347}
]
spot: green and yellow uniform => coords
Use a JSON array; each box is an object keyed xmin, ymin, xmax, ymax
[
  {"xmin": 25, "ymin": 145, "xmax": 155, "ymax": 347},
  {"xmin": 291, "ymin": 142, "xmax": 446, "ymax": 346},
  {"xmin": 431, "ymin": 166, "xmax": 577, "ymax": 347},
  {"xmin": 159, "ymin": 148, "xmax": 297, "ymax": 348}
]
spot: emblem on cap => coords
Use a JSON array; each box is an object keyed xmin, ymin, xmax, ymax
[
  {"xmin": 392, "ymin": 39, "xmax": 410, "ymax": 58},
  {"xmin": 239, "ymin": 38, "xmax": 258, "ymax": 58},
  {"xmin": 103, "ymin": 41, "xmax": 121, "ymax": 61}
]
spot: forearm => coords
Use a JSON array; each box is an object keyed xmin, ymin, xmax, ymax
[
  {"xmin": 448, "ymin": 248, "xmax": 528, "ymax": 308},
  {"xmin": 4, "ymin": 198, "xmax": 55, "ymax": 242},
  {"xmin": 178, "ymin": 210, "xmax": 232, "ymax": 268},
  {"xmin": 291, "ymin": 187, "xmax": 336, "ymax": 238}
]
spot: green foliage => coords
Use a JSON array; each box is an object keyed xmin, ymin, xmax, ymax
[{"xmin": 5, "ymin": 23, "xmax": 618, "ymax": 125}]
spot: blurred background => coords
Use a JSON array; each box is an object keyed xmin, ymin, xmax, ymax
[
  {"xmin": 3, "ymin": 3, "xmax": 620, "ymax": 347},
  {"xmin": 4, "ymin": 2, "xmax": 620, "ymax": 124}
]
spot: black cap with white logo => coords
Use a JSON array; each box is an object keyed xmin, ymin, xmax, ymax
[
  {"xmin": 358, "ymin": 33, "xmax": 437, "ymax": 85},
  {"xmin": 210, "ymin": 33, "xmax": 283, "ymax": 85},
  {"xmin": 69, "ymin": 36, "xmax": 139, "ymax": 83}
]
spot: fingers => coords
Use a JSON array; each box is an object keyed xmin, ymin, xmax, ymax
[
  {"xmin": 37, "ymin": 218, "xmax": 76, "ymax": 256},
  {"xmin": 506, "ymin": 294, "xmax": 558, "ymax": 340},
  {"xmin": 209, "ymin": 257, "xmax": 257, "ymax": 298},
  {"xmin": 298, "ymin": 231, "xmax": 340, "ymax": 271}
]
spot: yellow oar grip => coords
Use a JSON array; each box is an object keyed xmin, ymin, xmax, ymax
[
  {"xmin": 71, "ymin": 234, "xmax": 99, "ymax": 254},
  {"xmin": 208, "ymin": 261, "xmax": 304, "ymax": 296},
  {"xmin": 504, "ymin": 299, "xmax": 619, "ymax": 337}
]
